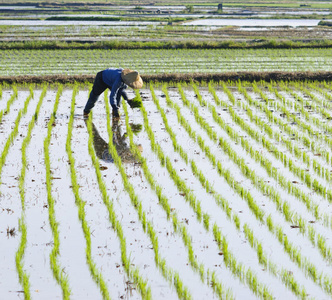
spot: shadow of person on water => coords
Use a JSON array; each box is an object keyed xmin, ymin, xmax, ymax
[{"xmin": 84, "ymin": 117, "xmax": 142, "ymax": 164}]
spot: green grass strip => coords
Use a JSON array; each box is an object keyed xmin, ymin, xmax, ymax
[
  {"xmin": 44, "ymin": 84, "xmax": 71, "ymax": 299},
  {"xmin": 16, "ymin": 84, "xmax": 47, "ymax": 300},
  {"xmin": 65, "ymin": 86, "xmax": 111, "ymax": 300}
]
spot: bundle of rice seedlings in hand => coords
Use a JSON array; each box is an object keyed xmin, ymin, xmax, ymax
[{"xmin": 128, "ymin": 96, "xmax": 142, "ymax": 108}]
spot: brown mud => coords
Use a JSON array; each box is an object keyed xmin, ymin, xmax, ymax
[{"xmin": 1, "ymin": 71, "xmax": 332, "ymax": 84}]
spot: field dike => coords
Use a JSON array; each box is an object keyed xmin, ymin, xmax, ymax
[
  {"xmin": 0, "ymin": 80, "xmax": 332, "ymax": 299},
  {"xmin": 0, "ymin": 71, "xmax": 332, "ymax": 85}
]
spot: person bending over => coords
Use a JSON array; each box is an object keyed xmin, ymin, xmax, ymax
[{"xmin": 84, "ymin": 68, "xmax": 143, "ymax": 118}]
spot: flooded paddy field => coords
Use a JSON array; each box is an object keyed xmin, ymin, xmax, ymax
[
  {"xmin": 1, "ymin": 80, "xmax": 332, "ymax": 299},
  {"xmin": 1, "ymin": 48, "xmax": 332, "ymax": 76}
]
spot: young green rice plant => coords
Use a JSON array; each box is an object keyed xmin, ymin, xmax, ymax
[
  {"xmin": 212, "ymin": 223, "xmax": 272, "ymax": 299},
  {"xmin": 15, "ymin": 217, "xmax": 30, "ymax": 300},
  {"xmin": 236, "ymin": 83, "xmax": 332, "ymax": 207},
  {"xmin": 16, "ymin": 84, "xmax": 47, "ymax": 299},
  {"xmin": 103, "ymin": 92, "xmax": 190, "ymax": 300},
  {"xmin": 66, "ymin": 85, "xmax": 111, "ymax": 300},
  {"xmin": 0, "ymin": 86, "xmax": 32, "ymax": 182},
  {"xmin": 272, "ymin": 83, "xmax": 332, "ymax": 151},
  {"xmin": 243, "ymin": 224, "xmax": 307, "ymax": 298},
  {"xmin": 44, "ymin": 84, "xmax": 71, "ymax": 300},
  {"xmin": 251, "ymin": 82, "xmax": 332, "ymax": 181},
  {"xmin": 122, "ymin": 97, "xmax": 233, "ymax": 299},
  {"xmin": 135, "ymin": 88, "xmax": 273, "ymax": 299},
  {"xmin": 167, "ymin": 82, "xmax": 332, "ymax": 295},
  {"xmin": 128, "ymin": 95, "xmax": 143, "ymax": 108},
  {"xmin": 284, "ymin": 83, "xmax": 332, "ymax": 134},
  {"xmin": 207, "ymin": 83, "xmax": 332, "ymax": 262},
  {"xmin": 85, "ymin": 112, "xmax": 152, "ymax": 300},
  {"xmin": 0, "ymin": 84, "xmax": 17, "ymax": 123}
]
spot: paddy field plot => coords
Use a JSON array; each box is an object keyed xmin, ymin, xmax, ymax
[
  {"xmin": 1, "ymin": 81, "xmax": 332, "ymax": 299},
  {"xmin": 1, "ymin": 48, "xmax": 332, "ymax": 76}
]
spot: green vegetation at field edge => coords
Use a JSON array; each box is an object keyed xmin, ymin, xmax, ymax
[{"xmin": 1, "ymin": 39, "xmax": 332, "ymax": 50}]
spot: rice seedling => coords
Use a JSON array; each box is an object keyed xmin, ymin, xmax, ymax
[
  {"xmin": 0, "ymin": 85, "xmax": 17, "ymax": 123},
  {"xmin": 122, "ymin": 96, "xmax": 233, "ymax": 299},
  {"xmin": 3, "ymin": 81, "xmax": 332, "ymax": 299},
  {"xmin": 0, "ymin": 87, "xmax": 32, "ymax": 182},
  {"xmin": 16, "ymin": 84, "xmax": 47, "ymax": 300},
  {"xmin": 103, "ymin": 92, "xmax": 191, "ymax": 300},
  {"xmin": 85, "ymin": 112, "xmax": 152, "ymax": 299},
  {"xmin": 44, "ymin": 85, "xmax": 71, "ymax": 299},
  {"xmin": 205, "ymin": 83, "xmax": 332, "ymax": 262},
  {"xmin": 65, "ymin": 85, "xmax": 112, "ymax": 300},
  {"xmin": 135, "ymin": 88, "xmax": 273, "ymax": 299},
  {"xmin": 163, "ymin": 82, "xmax": 332, "ymax": 296}
]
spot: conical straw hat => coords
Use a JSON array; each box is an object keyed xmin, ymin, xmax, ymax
[{"xmin": 121, "ymin": 69, "xmax": 143, "ymax": 89}]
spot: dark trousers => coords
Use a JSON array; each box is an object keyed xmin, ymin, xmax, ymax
[{"xmin": 84, "ymin": 71, "xmax": 117, "ymax": 113}]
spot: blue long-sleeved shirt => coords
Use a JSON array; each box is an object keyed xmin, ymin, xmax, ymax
[{"xmin": 102, "ymin": 68, "xmax": 128, "ymax": 106}]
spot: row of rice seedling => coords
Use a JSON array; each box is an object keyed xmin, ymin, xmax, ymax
[
  {"xmin": 0, "ymin": 86, "xmax": 31, "ymax": 181},
  {"xmin": 241, "ymin": 82, "xmax": 332, "ymax": 199},
  {"xmin": 16, "ymin": 84, "xmax": 47, "ymax": 300},
  {"xmin": 149, "ymin": 84, "xmax": 308, "ymax": 298},
  {"xmin": 230, "ymin": 83, "xmax": 332, "ymax": 224},
  {"xmin": 208, "ymin": 83, "xmax": 332, "ymax": 263},
  {"xmin": 84, "ymin": 93, "xmax": 152, "ymax": 299},
  {"xmin": 102, "ymin": 93, "xmax": 192, "ymax": 300},
  {"xmin": 122, "ymin": 93, "xmax": 233, "ymax": 299},
  {"xmin": 270, "ymin": 83, "xmax": 332, "ymax": 151},
  {"xmin": 0, "ymin": 85, "xmax": 17, "ymax": 124},
  {"xmin": 308, "ymin": 81, "xmax": 332, "ymax": 109},
  {"xmin": 65, "ymin": 86, "xmax": 113, "ymax": 299},
  {"xmin": 43, "ymin": 85, "xmax": 71, "ymax": 299},
  {"xmin": 135, "ymin": 89, "xmax": 273, "ymax": 299},
  {"xmin": 170, "ymin": 83, "xmax": 332, "ymax": 295},
  {"xmin": 279, "ymin": 83, "xmax": 332, "ymax": 142},
  {"xmin": 205, "ymin": 83, "xmax": 332, "ymax": 258},
  {"xmin": 249, "ymin": 81, "xmax": 332, "ymax": 182}
]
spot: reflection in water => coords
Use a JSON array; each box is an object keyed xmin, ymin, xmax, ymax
[{"xmin": 85, "ymin": 118, "xmax": 142, "ymax": 164}]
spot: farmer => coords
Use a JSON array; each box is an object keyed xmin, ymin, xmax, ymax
[{"xmin": 83, "ymin": 68, "xmax": 143, "ymax": 118}]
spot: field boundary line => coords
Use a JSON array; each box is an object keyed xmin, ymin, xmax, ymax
[{"xmin": 1, "ymin": 71, "xmax": 332, "ymax": 84}]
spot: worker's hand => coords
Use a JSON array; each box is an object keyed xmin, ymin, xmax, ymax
[{"xmin": 127, "ymin": 97, "xmax": 142, "ymax": 109}]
